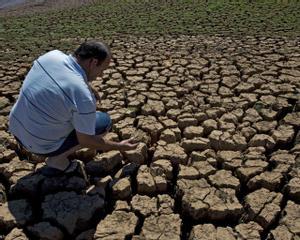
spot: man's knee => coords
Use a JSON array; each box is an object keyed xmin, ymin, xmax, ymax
[{"xmin": 95, "ymin": 111, "xmax": 112, "ymax": 135}]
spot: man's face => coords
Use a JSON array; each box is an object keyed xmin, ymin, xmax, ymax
[{"xmin": 88, "ymin": 56, "xmax": 111, "ymax": 81}]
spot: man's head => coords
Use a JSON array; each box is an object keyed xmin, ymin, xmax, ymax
[{"xmin": 74, "ymin": 41, "xmax": 111, "ymax": 81}]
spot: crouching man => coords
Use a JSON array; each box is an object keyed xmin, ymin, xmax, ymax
[{"xmin": 9, "ymin": 40, "xmax": 138, "ymax": 175}]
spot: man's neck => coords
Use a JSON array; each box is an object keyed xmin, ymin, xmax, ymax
[{"xmin": 74, "ymin": 56, "xmax": 91, "ymax": 82}]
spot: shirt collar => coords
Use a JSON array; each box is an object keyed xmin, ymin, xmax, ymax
[{"xmin": 67, "ymin": 54, "xmax": 88, "ymax": 82}]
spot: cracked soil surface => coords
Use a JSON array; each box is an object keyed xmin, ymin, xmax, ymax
[{"xmin": 0, "ymin": 34, "xmax": 299, "ymax": 239}]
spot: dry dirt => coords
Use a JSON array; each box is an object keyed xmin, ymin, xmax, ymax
[{"xmin": 0, "ymin": 35, "xmax": 299, "ymax": 240}]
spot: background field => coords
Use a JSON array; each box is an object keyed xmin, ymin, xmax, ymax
[{"xmin": 0, "ymin": 0, "xmax": 299, "ymax": 62}]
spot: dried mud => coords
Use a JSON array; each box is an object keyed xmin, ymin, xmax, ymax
[{"xmin": 0, "ymin": 35, "xmax": 299, "ymax": 240}]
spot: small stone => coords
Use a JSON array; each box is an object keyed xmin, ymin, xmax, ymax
[
  {"xmin": 140, "ymin": 214, "xmax": 181, "ymax": 240},
  {"xmin": 194, "ymin": 112, "xmax": 208, "ymax": 122},
  {"xmin": 154, "ymin": 175, "xmax": 168, "ymax": 192},
  {"xmin": 192, "ymin": 161, "xmax": 216, "ymax": 177},
  {"xmin": 94, "ymin": 210, "xmax": 138, "ymax": 240},
  {"xmin": 137, "ymin": 165, "xmax": 156, "ymax": 194},
  {"xmin": 236, "ymin": 82, "xmax": 256, "ymax": 93},
  {"xmin": 271, "ymin": 124, "xmax": 295, "ymax": 145},
  {"xmin": 240, "ymin": 126, "xmax": 257, "ymax": 141},
  {"xmin": 243, "ymin": 108, "xmax": 262, "ymax": 123},
  {"xmin": 209, "ymin": 131, "xmax": 247, "ymax": 151},
  {"xmin": 202, "ymin": 119, "xmax": 218, "ymax": 135},
  {"xmin": 268, "ymin": 225, "xmax": 294, "ymax": 240},
  {"xmin": 153, "ymin": 143, "xmax": 188, "ymax": 165},
  {"xmin": 236, "ymin": 160, "xmax": 268, "ymax": 182},
  {"xmin": 103, "ymin": 132, "xmax": 119, "ymax": 141},
  {"xmin": 206, "ymin": 108, "xmax": 226, "ymax": 119},
  {"xmin": 283, "ymin": 112, "xmax": 300, "ymax": 127},
  {"xmin": 220, "ymin": 112, "xmax": 239, "ymax": 124},
  {"xmin": 222, "ymin": 76, "xmax": 240, "ymax": 88},
  {"xmin": 260, "ymin": 108, "xmax": 277, "ymax": 121},
  {"xmin": 160, "ymin": 129, "xmax": 177, "ymax": 143},
  {"xmin": 74, "ymin": 148, "xmax": 97, "ymax": 161},
  {"xmin": 189, "ymin": 223, "xmax": 242, "ymax": 240},
  {"xmin": 217, "ymin": 151, "xmax": 242, "ymax": 170},
  {"xmin": 270, "ymin": 151, "xmax": 295, "ymax": 166},
  {"xmin": 249, "ymin": 134, "xmax": 276, "ymax": 150},
  {"xmin": 253, "ymin": 121, "xmax": 277, "ymax": 133},
  {"xmin": 124, "ymin": 143, "xmax": 148, "ymax": 165},
  {"xmin": 181, "ymin": 138, "xmax": 211, "ymax": 152},
  {"xmin": 86, "ymin": 151, "xmax": 123, "ymax": 175},
  {"xmin": 95, "ymin": 175, "xmax": 112, "ymax": 188},
  {"xmin": 131, "ymin": 195, "xmax": 157, "ymax": 217},
  {"xmin": 183, "ymin": 126, "xmax": 204, "ymax": 139},
  {"xmin": 247, "ymin": 171, "xmax": 284, "ymax": 191},
  {"xmin": 178, "ymin": 165, "xmax": 199, "ymax": 180},
  {"xmin": 178, "ymin": 117, "xmax": 198, "ymax": 130},
  {"xmin": 235, "ymin": 221, "xmax": 263, "ymax": 240},
  {"xmin": 190, "ymin": 149, "xmax": 216, "ymax": 162},
  {"xmin": 141, "ymin": 100, "xmax": 165, "ymax": 117},
  {"xmin": 278, "ymin": 201, "xmax": 300, "ymax": 237},
  {"xmin": 160, "ymin": 118, "xmax": 178, "ymax": 128},
  {"xmin": 111, "ymin": 177, "xmax": 132, "ymax": 199},
  {"xmin": 245, "ymin": 188, "xmax": 283, "ymax": 229},
  {"xmin": 0, "ymin": 158, "xmax": 34, "ymax": 184},
  {"xmin": 166, "ymin": 109, "xmax": 181, "ymax": 120},
  {"xmin": 114, "ymin": 200, "xmax": 131, "ymax": 211},
  {"xmin": 218, "ymin": 120, "xmax": 236, "ymax": 131},
  {"xmin": 151, "ymin": 159, "xmax": 173, "ymax": 180},
  {"xmin": 158, "ymin": 194, "xmax": 174, "ymax": 215},
  {"xmin": 137, "ymin": 116, "xmax": 164, "ymax": 143},
  {"xmin": 208, "ymin": 170, "xmax": 240, "ymax": 191},
  {"xmin": 286, "ymin": 177, "xmax": 300, "ymax": 202}
]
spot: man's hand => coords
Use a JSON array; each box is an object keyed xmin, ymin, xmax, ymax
[
  {"xmin": 118, "ymin": 137, "xmax": 139, "ymax": 151},
  {"xmin": 76, "ymin": 131, "xmax": 139, "ymax": 152}
]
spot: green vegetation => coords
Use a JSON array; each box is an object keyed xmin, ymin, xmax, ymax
[{"xmin": 0, "ymin": 0, "xmax": 299, "ymax": 61}]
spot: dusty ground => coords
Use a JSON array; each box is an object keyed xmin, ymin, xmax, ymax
[{"xmin": 0, "ymin": 35, "xmax": 299, "ymax": 240}]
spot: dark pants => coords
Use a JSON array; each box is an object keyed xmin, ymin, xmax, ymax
[{"xmin": 16, "ymin": 111, "xmax": 112, "ymax": 157}]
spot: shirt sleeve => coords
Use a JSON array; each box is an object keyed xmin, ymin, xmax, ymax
[{"xmin": 71, "ymin": 99, "xmax": 96, "ymax": 135}]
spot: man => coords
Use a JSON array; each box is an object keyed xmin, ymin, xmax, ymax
[{"xmin": 9, "ymin": 41, "xmax": 138, "ymax": 175}]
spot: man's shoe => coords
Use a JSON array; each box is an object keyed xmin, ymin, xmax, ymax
[{"xmin": 39, "ymin": 160, "xmax": 79, "ymax": 177}]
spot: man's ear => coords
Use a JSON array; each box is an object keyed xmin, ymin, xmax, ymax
[
  {"xmin": 92, "ymin": 58, "xmax": 97, "ymax": 65},
  {"xmin": 87, "ymin": 58, "xmax": 93, "ymax": 68},
  {"xmin": 88, "ymin": 58, "xmax": 97, "ymax": 67}
]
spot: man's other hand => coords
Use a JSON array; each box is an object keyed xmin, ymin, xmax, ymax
[{"xmin": 119, "ymin": 137, "xmax": 139, "ymax": 151}]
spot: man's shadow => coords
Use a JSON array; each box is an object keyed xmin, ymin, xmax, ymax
[{"xmin": 0, "ymin": 150, "xmax": 106, "ymax": 240}]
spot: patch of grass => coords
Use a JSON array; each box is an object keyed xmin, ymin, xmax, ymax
[{"xmin": 0, "ymin": 0, "xmax": 299, "ymax": 61}]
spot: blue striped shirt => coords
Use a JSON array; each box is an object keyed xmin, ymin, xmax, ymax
[{"xmin": 9, "ymin": 50, "xmax": 96, "ymax": 154}]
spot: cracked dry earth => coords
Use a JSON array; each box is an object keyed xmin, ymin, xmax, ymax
[{"xmin": 0, "ymin": 35, "xmax": 300, "ymax": 240}]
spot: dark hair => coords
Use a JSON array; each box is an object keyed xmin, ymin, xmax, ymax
[{"xmin": 74, "ymin": 41, "xmax": 110, "ymax": 62}]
